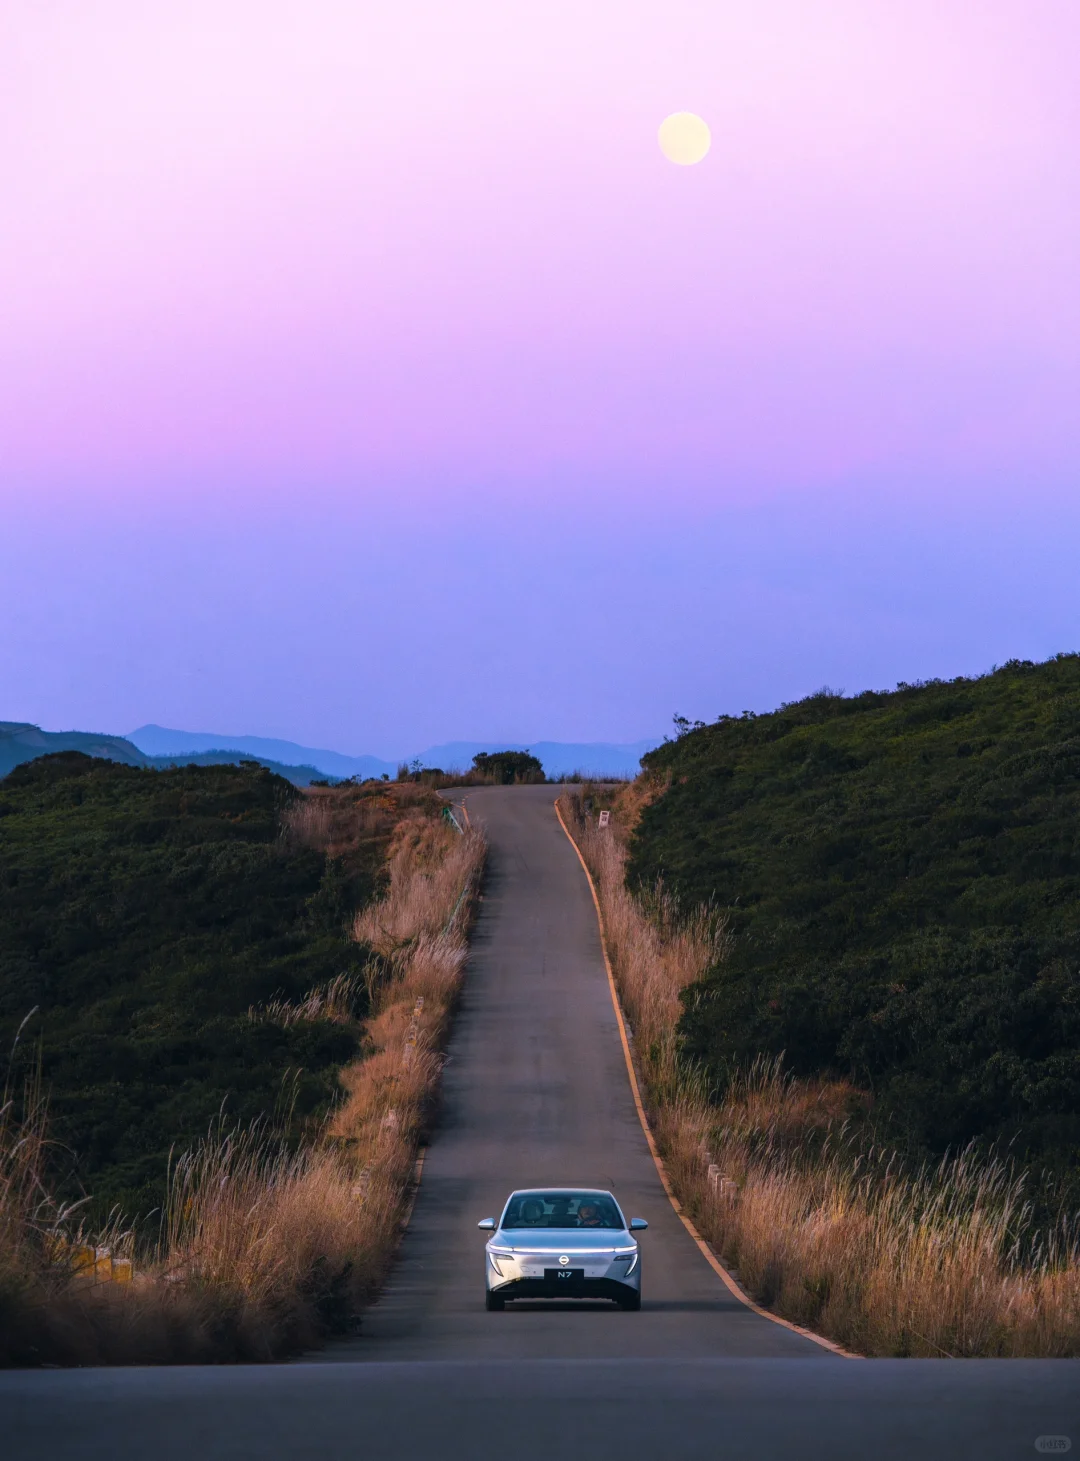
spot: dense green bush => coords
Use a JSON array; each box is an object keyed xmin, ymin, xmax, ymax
[
  {"xmin": 0, "ymin": 755, "xmax": 376, "ymax": 1221},
  {"xmin": 471, "ymin": 750, "xmax": 545, "ymax": 784},
  {"xmin": 630, "ymin": 657, "xmax": 1080, "ymax": 1182}
]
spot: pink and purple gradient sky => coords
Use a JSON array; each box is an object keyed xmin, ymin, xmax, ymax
[{"xmin": 2, "ymin": 1, "xmax": 1078, "ymax": 756}]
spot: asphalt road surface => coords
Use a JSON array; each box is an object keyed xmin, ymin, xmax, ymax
[
  {"xmin": 2, "ymin": 786, "xmax": 1077, "ymax": 1459},
  {"xmin": 316, "ymin": 782, "xmax": 822, "ymax": 1362}
]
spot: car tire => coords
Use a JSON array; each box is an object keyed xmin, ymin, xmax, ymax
[
  {"xmin": 485, "ymin": 1291, "xmax": 505, "ymax": 1311},
  {"xmin": 617, "ymin": 1291, "xmax": 641, "ymax": 1311}
]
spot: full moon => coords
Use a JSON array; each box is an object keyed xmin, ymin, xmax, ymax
[{"xmin": 658, "ymin": 112, "xmax": 711, "ymax": 166}]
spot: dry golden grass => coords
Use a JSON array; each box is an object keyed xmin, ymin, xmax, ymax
[
  {"xmin": 353, "ymin": 813, "xmax": 481, "ymax": 956},
  {"xmin": 281, "ymin": 792, "xmax": 337, "ymax": 849},
  {"xmin": 248, "ymin": 971, "xmax": 362, "ymax": 1027},
  {"xmin": 280, "ymin": 780, "xmax": 414, "ymax": 857},
  {"xmin": 559, "ymin": 792, "xmax": 728, "ymax": 1099},
  {"xmin": 1, "ymin": 797, "xmax": 484, "ymax": 1367},
  {"xmin": 558, "ymin": 790, "xmax": 1080, "ymax": 1358}
]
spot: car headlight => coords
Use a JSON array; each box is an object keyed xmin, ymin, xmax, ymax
[{"xmin": 489, "ymin": 1253, "xmax": 506, "ymax": 1277}]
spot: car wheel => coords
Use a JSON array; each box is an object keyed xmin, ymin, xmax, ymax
[
  {"xmin": 617, "ymin": 1291, "xmax": 641, "ymax": 1311},
  {"xmin": 485, "ymin": 1291, "xmax": 505, "ymax": 1311}
]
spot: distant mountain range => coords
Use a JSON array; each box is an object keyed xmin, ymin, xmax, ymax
[
  {"xmin": 126, "ymin": 725, "xmax": 395, "ymax": 780},
  {"xmin": 128, "ymin": 726, "xmax": 659, "ymax": 779},
  {"xmin": 1, "ymin": 723, "xmax": 146, "ymax": 779},
  {"xmin": 1, "ymin": 722, "xmax": 659, "ymax": 784},
  {"xmin": 0, "ymin": 723, "xmax": 329, "ymax": 786},
  {"xmin": 415, "ymin": 740, "xmax": 659, "ymax": 778}
]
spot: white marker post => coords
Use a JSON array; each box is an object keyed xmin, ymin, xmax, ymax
[{"xmin": 597, "ymin": 810, "xmax": 611, "ymax": 828}]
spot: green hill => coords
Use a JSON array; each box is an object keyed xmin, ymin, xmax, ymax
[
  {"xmin": 629, "ymin": 656, "xmax": 1080, "ymax": 1183},
  {"xmin": 0, "ymin": 755, "xmax": 377, "ymax": 1221}
]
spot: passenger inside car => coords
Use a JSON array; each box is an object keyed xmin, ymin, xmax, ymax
[{"xmin": 501, "ymin": 1191, "xmax": 624, "ymax": 1229}]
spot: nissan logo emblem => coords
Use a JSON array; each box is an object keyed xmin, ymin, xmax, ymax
[{"xmin": 559, "ymin": 1255, "xmax": 570, "ymax": 1265}]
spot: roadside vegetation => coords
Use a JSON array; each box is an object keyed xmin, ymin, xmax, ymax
[
  {"xmin": 559, "ymin": 655, "xmax": 1080, "ymax": 1356},
  {"xmin": 637, "ymin": 655, "xmax": 1080, "ymax": 1186},
  {"xmin": 0, "ymin": 756, "xmax": 483, "ymax": 1364},
  {"xmin": 0, "ymin": 755, "xmax": 381, "ymax": 1223},
  {"xmin": 396, "ymin": 749, "xmax": 546, "ymax": 788}
]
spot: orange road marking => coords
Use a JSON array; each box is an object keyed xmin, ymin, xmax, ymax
[{"xmin": 554, "ymin": 796, "xmax": 857, "ymax": 1359}]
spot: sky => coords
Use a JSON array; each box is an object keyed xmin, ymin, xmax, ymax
[{"xmin": 2, "ymin": 1, "xmax": 1078, "ymax": 757}]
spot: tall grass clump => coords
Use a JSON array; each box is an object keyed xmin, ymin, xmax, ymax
[
  {"xmin": 1, "ymin": 792, "xmax": 484, "ymax": 1366},
  {"xmin": 1, "ymin": 1083, "xmax": 67, "ymax": 1350},
  {"xmin": 558, "ymin": 790, "xmax": 1080, "ymax": 1357},
  {"xmin": 558, "ymin": 789, "xmax": 725, "ymax": 1099},
  {"xmin": 325, "ymin": 810, "xmax": 485, "ymax": 1220}
]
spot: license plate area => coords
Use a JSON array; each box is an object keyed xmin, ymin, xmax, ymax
[{"xmin": 544, "ymin": 1268, "xmax": 585, "ymax": 1285}]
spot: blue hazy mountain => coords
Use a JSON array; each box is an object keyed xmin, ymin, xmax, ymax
[
  {"xmin": 128, "ymin": 726, "xmax": 659, "ymax": 779},
  {"xmin": 2, "ymin": 723, "xmax": 337, "ymax": 786},
  {"xmin": 4, "ymin": 722, "xmax": 658, "ymax": 782},
  {"xmin": 127, "ymin": 725, "xmax": 397, "ymax": 780},
  {"xmin": 0, "ymin": 722, "xmax": 146, "ymax": 779},
  {"xmin": 142, "ymin": 750, "xmax": 333, "ymax": 786}
]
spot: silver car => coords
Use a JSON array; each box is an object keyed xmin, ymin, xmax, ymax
[{"xmin": 478, "ymin": 1188, "xmax": 647, "ymax": 1311}]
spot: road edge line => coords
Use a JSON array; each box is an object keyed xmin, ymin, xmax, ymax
[{"xmin": 553, "ymin": 796, "xmax": 858, "ymax": 1360}]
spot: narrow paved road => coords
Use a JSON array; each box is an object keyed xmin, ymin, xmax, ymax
[
  {"xmin": 4, "ymin": 787, "xmax": 1077, "ymax": 1458},
  {"xmin": 318, "ymin": 783, "xmax": 820, "ymax": 1361}
]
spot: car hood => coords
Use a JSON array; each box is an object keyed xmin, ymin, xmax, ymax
[{"xmin": 492, "ymin": 1228, "xmax": 633, "ymax": 1252}]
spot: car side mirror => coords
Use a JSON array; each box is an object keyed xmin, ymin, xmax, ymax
[
  {"xmin": 629, "ymin": 1218, "xmax": 648, "ymax": 1231},
  {"xmin": 477, "ymin": 1217, "xmax": 496, "ymax": 1230}
]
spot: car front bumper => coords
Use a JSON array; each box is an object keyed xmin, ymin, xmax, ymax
[{"xmin": 490, "ymin": 1276, "xmax": 639, "ymax": 1302}]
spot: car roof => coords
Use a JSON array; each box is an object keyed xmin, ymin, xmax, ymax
[{"xmin": 506, "ymin": 1187, "xmax": 615, "ymax": 1198}]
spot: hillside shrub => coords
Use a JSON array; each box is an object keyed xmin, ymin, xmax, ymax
[
  {"xmin": 0, "ymin": 755, "xmax": 385, "ymax": 1221},
  {"xmin": 471, "ymin": 750, "xmax": 544, "ymax": 784},
  {"xmin": 630, "ymin": 656, "xmax": 1080, "ymax": 1186}
]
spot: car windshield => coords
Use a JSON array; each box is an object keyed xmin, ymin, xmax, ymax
[{"xmin": 501, "ymin": 1191, "xmax": 624, "ymax": 1229}]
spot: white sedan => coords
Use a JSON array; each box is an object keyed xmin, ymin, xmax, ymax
[{"xmin": 478, "ymin": 1188, "xmax": 647, "ymax": 1311}]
